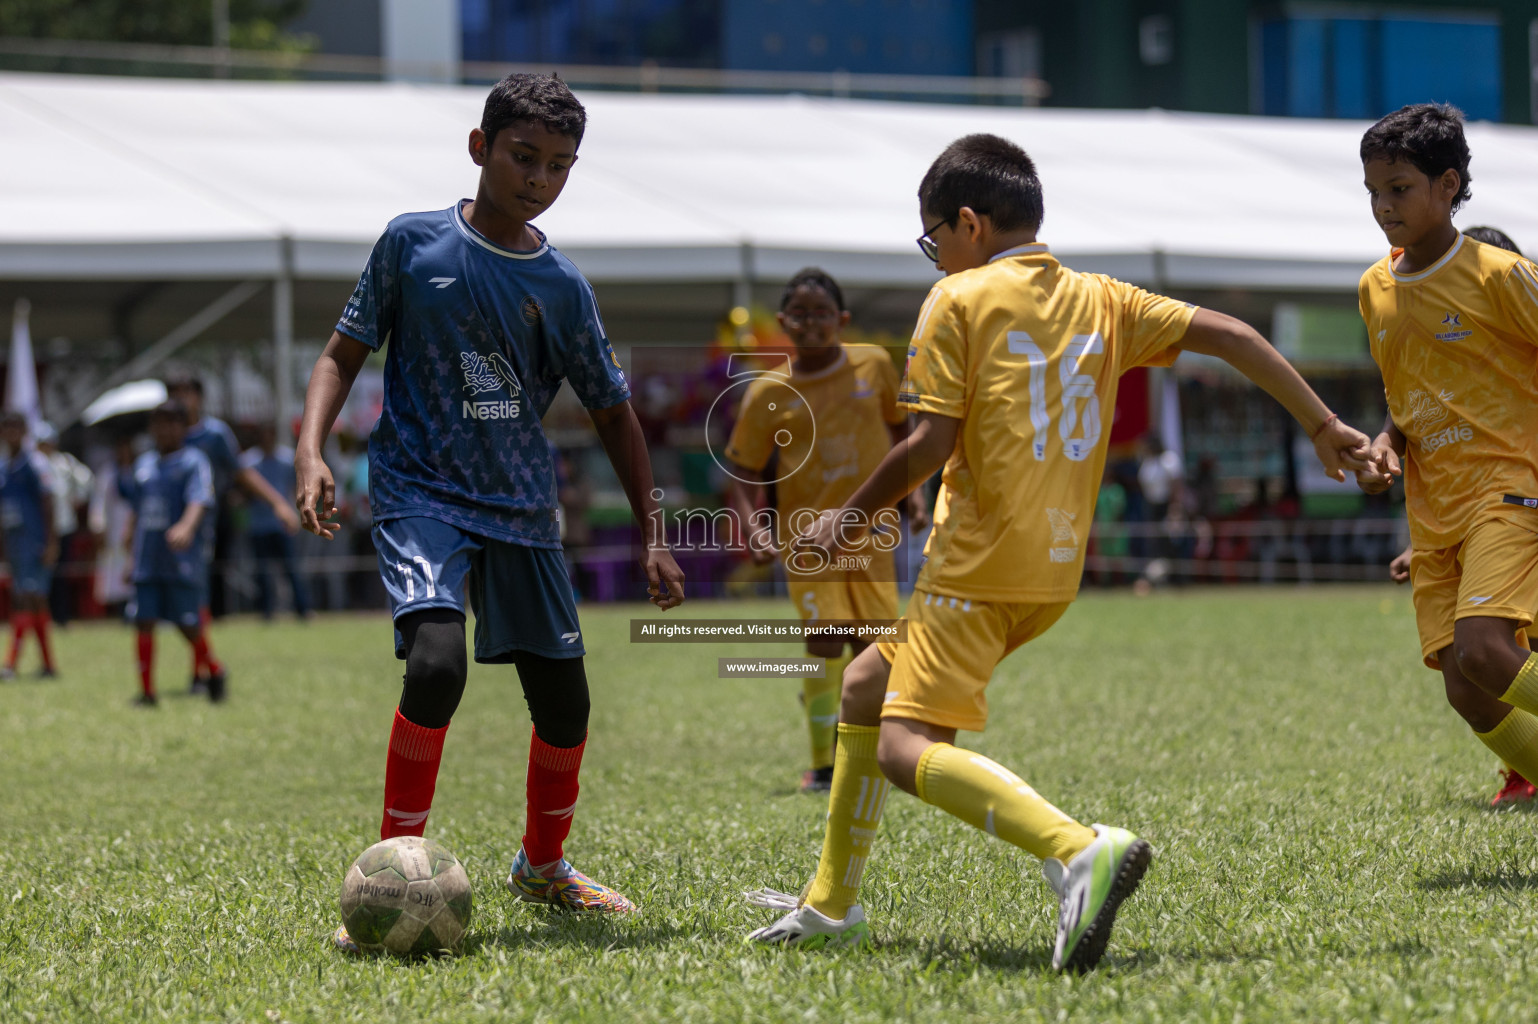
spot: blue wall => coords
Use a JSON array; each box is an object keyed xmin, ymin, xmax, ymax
[{"xmin": 722, "ymin": 0, "xmax": 972, "ymax": 75}]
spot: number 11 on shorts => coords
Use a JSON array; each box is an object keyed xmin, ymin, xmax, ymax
[{"xmin": 395, "ymin": 557, "xmax": 437, "ymax": 602}]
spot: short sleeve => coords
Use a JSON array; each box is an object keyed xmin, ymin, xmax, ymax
[
  {"xmin": 239, "ymin": 448, "xmax": 260, "ymax": 471},
  {"xmin": 1114, "ymin": 280, "xmax": 1199, "ymax": 372},
  {"xmin": 1499, "ymin": 259, "xmax": 1538, "ymax": 344},
  {"xmin": 899, "ymin": 286, "xmax": 968, "ymax": 418},
  {"xmin": 560, "ymin": 280, "xmax": 631, "ymax": 410},
  {"xmin": 209, "ymin": 421, "xmax": 241, "ymax": 479},
  {"xmin": 117, "ymin": 459, "xmax": 142, "ymax": 503},
  {"xmin": 876, "ymin": 351, "xmax": 905, "ymax": 426},
  {"xmin": 722, "ymin": 381, "xmax": 776, "ymax": 473},
  {"xmin": 336, "ymin": 227, "xmax": 398, "ymax": 351},
  {"xmin": 185, "ymin": 453, "xmax": 214, "ymax": 508}
]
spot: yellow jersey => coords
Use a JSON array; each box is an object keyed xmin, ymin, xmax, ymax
[
  {"xmin": 900, "ymin": 243, "xmax": 1196, "ymax": 602},
  {"xmin": 1361, "ymin": 235, "xmax": 1538, "ymax": 549},
  {"xmin": 724, "ymin": 344, "xmax": 905, "ymax": 523}
]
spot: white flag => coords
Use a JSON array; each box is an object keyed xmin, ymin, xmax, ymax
[{"xmin": 6, "ymin": 298, "xmax": 40, "ymax": 432}]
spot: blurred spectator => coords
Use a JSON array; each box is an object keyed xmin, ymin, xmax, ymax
[
  {"xmin": 88, "ymin": 435, "xmax": 137, "ymax": 617},
  {"xmin": 239, "ymin": 424, "xmax": 311, "ymax": 621},
  {"xmin": 35, "ymin": 422, "xmax": 93, "ymax": 625},
  {"xmin": 1137, "ymin": 435, "xmax": 1183, "ymax": 523}
]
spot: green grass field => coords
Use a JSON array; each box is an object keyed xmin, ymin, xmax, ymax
[{"xmin": 4, "ymin": 587, "xmax": 1538, "ymax": 1023}]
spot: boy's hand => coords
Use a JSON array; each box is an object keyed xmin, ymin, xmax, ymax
[
  {"xmin": 1311, "ymin": 418, "xmax": 1373, "ymax": 482},
  {"xmin": 1354, "ymin": 433, "xmax": 1402, "ymax": 494},
  {"xmin": 642, "ymin": 545, "xmax": 685, "ymax": 610},
  {"xmin": 295, "ymin": 452, "xmax": 342, "ymax": 540},
  {"xmin": 906, "ymin": 492, "xmax": 930, "ymax": 533},
  {"xmin": 1389, "ymin": 545, "xmax": 1412, "ymax": 583},
  {"xmin": 796, "ymin": 509, "xmax": 844, "ymax": 561},
  {"xmin": 165, "ymin": 520, "xmax": 196, "ymax": 552},
  {"xmin": 748, "ymin": 537, "xmax": 778, "ymax": 566}
]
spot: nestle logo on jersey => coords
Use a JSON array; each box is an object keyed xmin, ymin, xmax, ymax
[
  {"xmin": 462, "ymin": 400, "xmax": 520, "ymax": 420},
  {"xmin": 1421, "ymin": 422, "xmax": 1473, "ymax": 454}
]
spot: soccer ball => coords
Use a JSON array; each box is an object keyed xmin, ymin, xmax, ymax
[{"xmin": 339, "ymin": 836, "xmax": 473, "ymax": 956}]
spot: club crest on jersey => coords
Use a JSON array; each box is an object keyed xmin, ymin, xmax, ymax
[
  {"xmin": 1435, "ymin": 311, "xmax": 1472, "ymax": 342},
  {"xmin": 520, "ymin": 294, "xmax": 544, "ymax": 327},
  {"xmin": 1046, "ymin": 507, "xmax": 1079, "ymax": 563},
  {"xmin": 460, "ymin": 351, "xmax": 523, "ymax": 420}
]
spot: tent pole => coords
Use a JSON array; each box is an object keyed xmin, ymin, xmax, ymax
[
  {"xmin": 273, "ymin": 236, "xmax": 295, "ymax": 440},
  {"xmin": 65, "ymin": 279, "xmax": 264, "ymax": 426}
]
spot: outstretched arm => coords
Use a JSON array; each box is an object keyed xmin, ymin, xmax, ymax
[
  {"xmin": 588, "ymin": 399, "xmax": 685, "ymax": 610},
  {"xmin": 1178, "ymin": 308, "xmax": 1371, "ymax": 480},
  {"xmin": 235, "ymin": 465, "xmax": 301, "ymax": 535},
  {"xmin": 801, "ymin": 411, "xmax": 958, "ymax": 556},
  {"xmin": 295, "ymin": 332, "xmax": 371, "ymax": 539}
]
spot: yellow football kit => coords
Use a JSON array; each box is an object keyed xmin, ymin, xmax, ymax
[
  {"xmin": 1361, "ymin": 235, "xmax": 1538, "ymax": 666},
  {"xmin": 876, "ymin": 243, "xmax": 1196, "ymax": 730},
  {"xmin": 724, "ymin": 344, "xmax": 904, "ymax": 628}
]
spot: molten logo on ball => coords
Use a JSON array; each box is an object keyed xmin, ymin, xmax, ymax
[{"xmin": 339, "ymin": 835, "xmax": 472, "ymax": 956}]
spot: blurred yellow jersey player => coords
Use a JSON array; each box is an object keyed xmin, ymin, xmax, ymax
[
  {"xmin": 724, "ymin": 268, "xmax": 926, "ymax": 794},
  {"xmin": 746, "ymin": 133, "xmax": 1370, "ymax": 971},
  {"xmin": 1355, "ymin": 104, "xmax": 1538, "ymax": 814}
]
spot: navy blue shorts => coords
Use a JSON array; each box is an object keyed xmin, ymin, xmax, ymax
[
  {"xmin": 9, "ymin": 555, "xmax": 51, "ymax": 597},
  {"xmin": 373, "ymin": 516, "xmax": 583, "ymax": 662},
  {"xmin": 131, "ymin": 581, "xmax": 202, "ymax": 628}
]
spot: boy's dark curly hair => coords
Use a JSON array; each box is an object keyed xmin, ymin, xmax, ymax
[
  {"xmin": 1360, "ymin": 103, "xmax": 1472, "ymax": 213},
  {"xmin": 482, "ymin": 73, "xmax": 586, "ymax": 149}
]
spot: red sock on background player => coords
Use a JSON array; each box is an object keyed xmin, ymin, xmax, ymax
[{"xmin": 6, "ymin": 611, "xmax": 31, "ymax": 670}]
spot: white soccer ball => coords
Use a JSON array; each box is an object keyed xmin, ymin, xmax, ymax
[{"xmin": 339, "ymin": 836, "xmax": 473, "ymax": 956}]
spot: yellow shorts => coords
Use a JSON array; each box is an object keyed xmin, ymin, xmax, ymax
[
  {"xmin": 875, "ymin": 589, "xmax": 1071, "ymax": 732},
  {"xmin": 1411, "ymin": 516, "xmax": 1538, "ymax": 669},
  {"xmin": 785, "ymin": 549, "xmax": 899, "ymax": 638}
]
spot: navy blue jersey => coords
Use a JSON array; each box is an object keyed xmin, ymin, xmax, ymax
[
  {"xmin": 239, "ymin": 446, "xmax": 294, "ymax": 535},
  {"xmin": 0, "ymin": 450, "xmax": 54, "ymax": 555},
  {"xmin": 186, "ymin": 416, "xmax": 242, "ymax": 499},
  {"xmin": 118, "ymin": 447, "xmax": 214, "ymax": 584},
  {"xmin": 336, "ymin": 202, "xmax": 631, "ymax": 548}
]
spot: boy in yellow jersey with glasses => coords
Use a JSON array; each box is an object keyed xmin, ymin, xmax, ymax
[
  {"xmin": 725, "ymin": 268, "xmax": 927, "ymax": 792},
  {"xmin": 1355, "ymin": 105, "xmax": 1538, "ymax": 805},
  {"xmin": 746, "ymin": 133, "xmax": 1371, "ymax": 971}
]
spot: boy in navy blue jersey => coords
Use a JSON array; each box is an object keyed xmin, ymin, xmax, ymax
[
  {"xmin": 166, "ymin": 375, "xmax": 298, "ymax": 692},
  {"xmin": 296, "ymin": 73, "xmax": 685, "ymax": 949},
  {"xmin": 118, "ymin": 401, "xmax": 217, "ymax": 706},
  {"xmin": 0, "ymin": 413, "xmax": 59, "ymax": 679}
]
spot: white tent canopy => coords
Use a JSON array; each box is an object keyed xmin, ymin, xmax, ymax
[{"xmin": 3, "ymin": 71, "xmax": 1537, "ymax": 290}]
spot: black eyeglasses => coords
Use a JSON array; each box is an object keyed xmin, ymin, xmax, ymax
[{"xmin": 916, "ymin": 215, "xmax": 955, "ymax": 262}]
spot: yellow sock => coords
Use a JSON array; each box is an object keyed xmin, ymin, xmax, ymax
[
  {"xmin": 1499, "ymin": 653, "xmax": 1538, "ymax": 717},
  {"xmin": 805, "ymin": 724, "xmax": 889, "ymax": 919},
  {"xmin": 803, "ymin": 654, "xmax": 849, "ymax": 769},
  {"xmin": 1475, "ymin": 708, "xmax": 1538, "ymax": 784},
  {"xmin": 914, "ymin": 743, "xmax": 1095, "ymax": 863}
]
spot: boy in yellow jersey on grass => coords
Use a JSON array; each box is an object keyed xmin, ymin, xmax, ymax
[
  {"xmin": 1353, "ymin": 105, "xmax": 1538, "ymax": 805},
  {"xmin": 745, "ymin": 133, "xmax": 1372, "ymax": 971},
  {"xmin": 724, "ymin": 268, "xmax": 928, "ymax": 793},
  {"xmin": 1383, "ymin": 223, "xmax": 1538, "ymax": 808}
]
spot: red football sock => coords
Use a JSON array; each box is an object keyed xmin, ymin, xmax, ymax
[
  {"xmin": 380, "ymin": 710, "xmax": 449, "ymax": 840},
  {"xmin": 33, "ymin": 610, "xmax": 54, "ymax": 672},
  {"xmin": 521, "ymin": 729, "xmax": 586, "ymax": 874},
  {"xmin": 191, "ymin": 631, "xmax": 223, "ymax": 678},
  {"xmin": 191, "ymin": 607, "xmax": 213, "ymax": 677},
  {"xmin": 136, "ymin": 631, "xmax": 155, "ymax": 697},
  {"xmin": 7, "ymin": 611, "xmax": 32, "ymax": 669}
]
